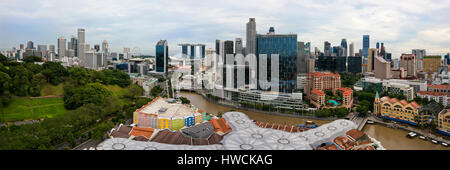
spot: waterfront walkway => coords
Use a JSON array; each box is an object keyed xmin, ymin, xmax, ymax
[{"xmin": 368, "ymin": 116, "xmax": 449, "ymax": 144}]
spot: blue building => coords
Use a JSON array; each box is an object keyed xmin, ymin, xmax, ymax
[
  {"xmin": 444, "ymin": 53, "xmax": 449, "ymax": 64},
  {"xmin": 155, "ymin": 40, "xmax": 168, "ymax": 73},
  {"xmin": 256, "ymin": 34, "xmax": 297, "ymax": 93},
  {"xmin": 363, "ymin": 35, "xmax": 370, "ymax": 58},
  {"xmin": 182, "ymin": 45, "xmax": 188, "ymax": 58}
]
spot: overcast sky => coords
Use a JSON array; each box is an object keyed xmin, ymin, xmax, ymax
[{"xmin": 1, "ymin": 0, "xmax": 449, "ymax": 58}]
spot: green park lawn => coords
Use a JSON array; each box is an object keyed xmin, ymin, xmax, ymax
[
  {"xmin": 40, "ymin": 83, "xmax": 64, "ymax": 96},
  {"xmin": 1, "ymin": 97, "xmax": 66, "ymax": 122}
]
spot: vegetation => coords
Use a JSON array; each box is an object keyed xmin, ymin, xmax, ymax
[
  {"xmin": 341, "ymin": 72, "xmax": 363, "ymax": 87},
  {"xmin": 150, "ymin": 85, "xmax": 163, "ymax": 97},
  {"xmin": 179, "ymin": 97, "xmax": 190, "ymax": 104},
  {"xmin": 0, "ymin": 54, "xmax": 150, "ymax": 149}
]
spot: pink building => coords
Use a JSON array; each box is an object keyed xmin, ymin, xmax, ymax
[{"xmin": 374, "ymin": 56, "xmax": 392, "ymax": 80}]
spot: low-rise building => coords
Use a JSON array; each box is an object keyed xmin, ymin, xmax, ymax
[
  {"xmin": 374, "ymin": 95, "xmax": 423, "ymax": 126},
  {"xmin": 417, "ymin": 91, "xmax": 449, "ymax": 107},
  {"xmin": 437, "ymin": 109, "xmax": 450, "ymax": 136},
  {"xmin": 310, "ymin": 89, "xmax": 325, "ymax": 108},
  {"xmin": 133, "ymin": 97, "xmax": 205, "ymax": 130},
  {"xmin": 336, "ymin": 88, "xmax": 354, "ymax": 109},
  {"xmin": 427, "ymin": 84, "xmax": 450, "ymax": 95}
]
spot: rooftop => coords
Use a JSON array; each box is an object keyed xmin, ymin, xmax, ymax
[
  {"xmin": 181, "ymin": 122, "xmax": 214, "ymax": 139},
  {"xmin": 307, "ymin": 72, "xmax": 340, "ymax": 78},
  {"xmin": 136, "ymin": 97, "xmax": 197, "ymax": 118},
  {"xmin": 428, "ymin": 84, "xmax": 450, "ymax": 89},
  {"xmin": 311, "ymin": 89, "xmax": 326, "ymax": 96}
]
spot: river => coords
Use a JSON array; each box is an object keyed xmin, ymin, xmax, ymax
[{"xmin": 180, "ymin": 91, "xmax": 449, "ymax": 150}]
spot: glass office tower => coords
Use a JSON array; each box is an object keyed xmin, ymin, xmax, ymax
[
  {"xmin": 363, "ymin": 35, "xmax": 370, "ymax": 58},
  {"xmin": 156, "ymin": 40, "xmax": 168, "ymax": 73},
  {"xmin": 256, "ymin": 34, "xmax": 297, "ymax": 93}
]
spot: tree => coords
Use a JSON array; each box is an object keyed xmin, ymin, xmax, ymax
[
  {"xmin": 150, "ymin": 85, "xmax": 163, "ymax": 97},
  {"xmin": 179, "ymin": 97, "xmax": 190, "ymax": 104},
  {"xmin": 122, "ymin": 84, "xmax": 143, "ymax": 99},
  {"xmin": 68, "ymin": 67, "xmax": 90, "ymax": 87},
  {"xmin": 41, "ymin": 62, "xmax": 68, "ymax": 85},
  {"xmin": 336, "ymin": 107, "xmax": 349, "ymax": 118},
  {"xmin": 23, "ymin": 56, "xmax": 42, "ymax": 63},
  {"xmin": 64, "ymin": 83, "xmax": 112, "ymax": 110}
]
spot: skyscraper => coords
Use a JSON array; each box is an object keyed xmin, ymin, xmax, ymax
[
  {"xmin": 412, "ymin": 49, "xmax": 426, "ymax": 71},
  {"xmin": 363, "ymin": 35, "xmax": 369, "ymax": 58},
  {"xmin": 400, "ymin": 54, "xmax": 417, "ymax": 78},
  {"xmin": 305, "ymin": 42, "xmax": 311, "ymax": 58},
  {"xmin": 349, "ymin": 42, "xmax": 354, "ymax": 56},
  {"xmin": 246, "ymin": 18, "xmax": 256, "ymax": 55},
  {"xmin": 58, "ymin": 37, "xmax": 66, "ymax": 58},
  {"xmin": 155, "ymin": 40, "xmax": 168, "ymax": 74},
  {"xmin": 324, "ymin": 41, "xmax": 331, "ymax": 56},
  {"xmin": 94, "ymin": 44, "xmax": 100, "ymax": 52},
  {"xmin": 297, "ymin": 41, "xmax": 307, "ymax": 74},
  {"xmin": 77, "ymin": 28, "xmax": 85, "ymax": 66},
  {"xmin": 235, "ymin": 38, "xmax": 243, "ymax": 54},
  {"xmin": 27, "ymin": 41, "xmax": 34, "ymax": 49},
  {"xmin": 37, "ymin": 45, "xmax": 47, "ymax": 58},
  {"xmin": 256, "ymin": 33, "xmax": 297, "ymax": 93},
  {"xmin": 367, "ymin": 48, "xmax": 378, "ymax": 72},
  {"xmin": 102, "ymin": 40, "xmax": 109, "ymax": 55},
  {"xmin": 69, "ymin": 37, "xmax": 78, "ymax": 57},
  {"xmin": 341, "ymin": 38, "xmax": 347, "ymax": 57}
]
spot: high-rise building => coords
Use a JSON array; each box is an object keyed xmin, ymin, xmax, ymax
[
  {"xmin": 400, "ymin": 54, "xmax": 417, "ymax": 78},
  {"xmin": 77, "ymin": 28, "xmax": 86, "ymax": 66},
  {"xmin": 349, "ymin": 42, "xmax": 354, "ymax": 56},
  {"xmin": 102, "ymin": 40, "xmax": 108, "ymax": 54},
  {"xmin": 341, "ymin": 38, "xmax": 347, "ymax": 57},
  {"xmin": 19, "ymin": 44, "xmax": 24, "ymax": 50},
  {"xmin": 362, "ymin": 35, "xmax": 370, "ymax": 58},
  {"xmin": 49, "ymin": 45, "xmax": 55, "ymax": 53},
  {"xmin": 445, "ymin": 53, "xmax": 450, "ymax": 65},
  {"xmin": 223, "ymin": 40, "xmax": 234, "ymax": 88},
  {"xmin": 422, "ymin": 55, "xmax": 442, "ymax": 73},
  {"xmin": 155, "ymin": 40, "xmax": 168, "ymax": 74},
  {"xmin": 348, "ymin": 56, "xmax": 362, "ymax": 74},
  {"xmin": 412, "ymin": 49, "xmax": 426, "ymax": 71},
  {"xmin": 37, "ymin": 45, "xmax": 47, "ymax": 58},
  {"xmin": 324, "ymin": 41, "xmax": 331, "ymax": 56},
  {"xmin": 305, "ymin": 42, "xmax": 311, "ymax": 58},
  {"xmin": 246, "ymin": 18, "xmax": 256, "ymax": 55},
  {"xmin": 297, "ymin": 41, "xmax": 307, "ymax": 74},
  {"xmin": 374, "ymin": 56, "xmax": 392, "ymax": 80},
  {"xmin": 69, "ymin": 37, "xmax": 78, "ymax": 57},
  {"xmin": 27, "ymin": 41, "xmax": 34, "ymax": 49},
  {"xmin": 123, "ymin": 47, "xmax": 131, "ymax": 60},
  {"xmin": 57, "ymin": 37, "xmax": 66, "ymax": 58},
  {"xmin": 94, "ymin": 44, "xmax": 100, "ymax": 52},
  {"xmin": 235, "ymin": 38, "xmax": 243, "ymax": 54},
  {"xmin": 256, "ymin": 34, "xmax": 297, "ymax": 93},
  {"xmin": 367, "ymin": 48, "xmax": 378, "ymax": 72}
]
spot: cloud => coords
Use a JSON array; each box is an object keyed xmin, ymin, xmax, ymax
[{"xmin": 0, "ymin": 0, "xmax": 449, "ymax": 57}]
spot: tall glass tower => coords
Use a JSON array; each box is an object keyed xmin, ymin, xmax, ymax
[
  {"xmin": 156, "ymin": 40, "xmax": 168, "ymax": 73},
  {"xmin": 363, "ymin": 35, "xmax": 369, "ymax": 58},
  {"xmin": 256, "ymin": 34, "xmax": 297, "ymax": 93}
]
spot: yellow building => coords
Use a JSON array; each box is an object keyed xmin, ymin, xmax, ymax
[
  {"xmin": 422, "ymin": 55, "xmax": 442, "ymax": 73},
  {"xmin": 375, "ymin": 96, "xmax": 422, "ymax": 126},
  {"xmin": 437, "ymin": 109, "xmax": 450, "ymax": 136}
]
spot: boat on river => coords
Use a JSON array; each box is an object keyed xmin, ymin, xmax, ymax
[{"xmin": 407, "ymin": 132, "xmax": 417, "ymax": 138}]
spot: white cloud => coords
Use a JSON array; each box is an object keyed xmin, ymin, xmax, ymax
[{"xmin": 0, "ymin": 0, "xmax": 449, "ymax": 57}]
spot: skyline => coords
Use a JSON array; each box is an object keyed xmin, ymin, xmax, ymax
[{"xmin": 1, "ymin": 0, "xmax": 450, "ymax": 58}]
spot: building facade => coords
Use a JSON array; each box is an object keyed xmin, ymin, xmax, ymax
[
  {"xmin": 423, "ymin": 55, "xmax": 442, "ymax": 73},
  {"xmin": 256, "ymin": 34, "xmax": 297, "ymax": 93},
  {"xmin": 155, "ymin": 40, "xmax": 168, "ymax": 73},
  {"xmin": 437, "ymin": 109, "xmax": 450, "ymax": 136},
  {"xmin": 374, "ymin": 96, "xmax": 422, "ymax": 126},
  {"xmin": 400, "ymin": 54, "xmax": 417, "ymax": 78}
]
